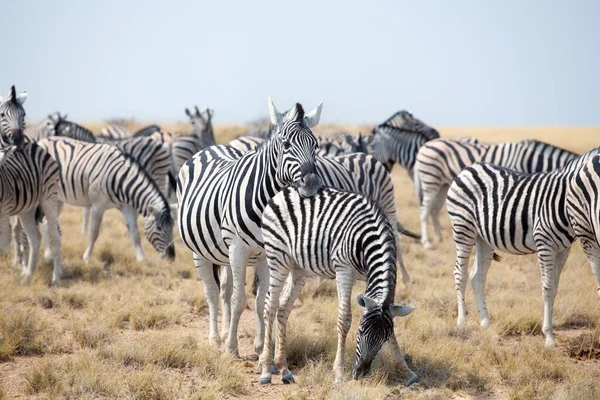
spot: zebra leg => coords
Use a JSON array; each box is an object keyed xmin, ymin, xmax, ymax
[
  {"xmin": 333, "ymin": 269, "xmax": 355, "ymax": 383},
  {"xmin": 538, "ymin": 248, "xmax": 565, "ymax": 347},
  {"xmin": 83, "ymin": 206, "xmax": 105, "ymax": 264},
  {"xmin": 578, "ymin": 239, "xmax": 600, "ymax": 299},
  {"xmin": 225, "ymin": 243, "xmax": 249, "ymax": 356},
  {"xmin": 386, "ymin": 334, "xmax": 419, "ymax": 386},
  {"xmin": 419, "ymin": 190, "xmax": 436, "ymax": 249},
  {"xmin": 120, "ymin": 206, "xmax": 146, "ymax": 263},
  {"xmin": 275, "ymin": 268, "xmax": 307, "ymax": 384},
  {"xmin": 470, "ymin": 236, "xmax": 495, "ymax": 328},
  {"xmin": 194, "ymin": 255, "xmax": 221, "ymax": 345},
  {"xmin": 395, "ymin": 233, "xmax": 411, "ymax": 287},
  {"xmin": 431, "ymin": 185, "xmax": 449, "ymax": 243},
  {"xmin": 254, "ymin": 259, "xmax": 270, "ymax": 357},
  {"xmin": 220, "ymin": 265, "xmax": 232, "ymax": 342},
  {"xmin": 453, "ymin": 233, "xmax": 476, "ymax": 329},
  {"xmin": 19, "ymin": 210, "xmax": 41, "ymax": 285},
  {"xmin": 0, "ymin": 214, "xmax": 11, "ymax": 255},
  {"xmin": 259, "ymin": 263, "xmax": 290, "ymax": 385},
  {"xmin": 82, "ymin": 207, "xmax": 90, "ymax": 234},
  {"xmin": 11, "ymin": 217, "xmax": 24, "ymax": 268},
  {"xmin": 41, "ymin": 200, "xmax": 63, "ymax": 285}
]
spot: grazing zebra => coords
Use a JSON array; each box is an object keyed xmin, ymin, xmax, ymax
[
  {"xmin": 24, "ymin": 116, "xmax": 56, "ymax": 142},
  {"xmin": 259, "ymin": 186, "xmax": 417, "ymax": 385},
  {"xmin": 0, "ymin": 86, "xmax": 27, "ymax": 149},
  {"xmin": 0, "ymin": 143, "xmax": 62, "ymax": 284},
  {"xmin": 177, "ymin": 99, "xmax": 322, "ymax": 357},
  {"xmin": 415, "ymin": 138, "xmax": 579, "ymax": 248},
  {"xmin": 81, "ymin": 134, "xmax": 173, "ymax": 244},
  {"xmin": 36, "ymin": 137, "xmax": 175, "ymax": 264},
  {"xmin": 100, "ymin": 124, "xmax": 131, "ymax": 139},
  {"xmin": 446, "ymin": 148, "xmax": 599, "ymax": 347},
  {"xmin": 185, "ymin": 105, "xmax": 216, "ymax": 147},
  {"xmin": 566, "ymin": 154, "xmax": 600, "ymax": 301}
]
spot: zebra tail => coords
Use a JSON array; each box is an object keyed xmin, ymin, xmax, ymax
[
  {"xmin": 34, "ymin": 206, "xmax": 45, "ymax": 224},
  {"xmin": 396, "ymin": 220, "xmax": 421, "ymax": 240},
  {"xmin": 212, "ymin": 264, "xmax": 221, "ymax": 293},
  {"xmin": 493, "ymin": 253, "xmax": 502, "ymax": 262},
  {"xmin": 167, "ymin": 171, "xmax": 177, "ymax": 194}
]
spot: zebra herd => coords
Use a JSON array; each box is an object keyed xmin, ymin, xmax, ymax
[{"xmin": 2, "ymin": 85, "xmax": 600, "ymax": 385}]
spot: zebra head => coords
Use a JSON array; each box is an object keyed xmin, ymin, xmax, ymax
[
  {"xmin": 185, "ymin": 105, "xmax": 215, "ymax": 147},
  {"xmin": 0, "ymin": 86, "xmax": 27, "ymax": 149},
  {"xmin": 352, "ymin": 293, "xmax": 415, "ymax": 379},
  {"xmin": 0, "ymin": 145, "xmax": 17, "ymax": 168},
  {"xmin": 268, "ymin": 98, "xmax": 323, "ymax": 198},
  {"xmin": 143, "ymin": 206, "xmax": 176, "ymax": 262}
]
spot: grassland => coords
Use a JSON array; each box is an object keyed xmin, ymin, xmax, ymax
[{"xmin": 1, "ymin": 125, "xmax": 599, "ymax": 399}]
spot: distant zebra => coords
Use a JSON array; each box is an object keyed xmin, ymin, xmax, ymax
[
  {"xmin": 0, "ymin": 86, "xmax": 27, "ymax": 149},
  {"xmin": 53, "ymin": 116, "xmax": 97, "ymax": 143},
  {"xmin": 24, "ymin": 116, "xmax": 56, "ymax": 142},
  {"xmin": 100, "ymin": 124, "xmax": 131, "ymax": 139},
  {"xmin": 185, "ymin": 105, "xmax": 216, "ymax": 147},
  {"xmin": 0, "ymin": 143, "xmax": 62, "ymax": 284},
  {"xmin": 177, "ymin": 99, "xmax": 322, "ymax": 357},
  {"xmin": 36, "ymin": 137, "xmax": 175, "ymax": 264},
  {"xmin": 259, "ymin": 186, "xmax": 417, "ymax": 385},
  {"xmin": 447, "ymin": 148, "xmax": 599, "ymax": 347},
  {"xmin": 415, "ymin": 138, "xmax": 579, "ymax": 248},
  {"xmin": 133, "ymin": 124, "xmax": 161, "ymax": 137},
  {"xmin": 566, "ymin": 154, "xmax": 600, "ymax": 301}
]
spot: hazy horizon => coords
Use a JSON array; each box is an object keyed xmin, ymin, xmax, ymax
[{"xmin": 3, "ymin": 1, "xmax": 599, "ymax": 126}]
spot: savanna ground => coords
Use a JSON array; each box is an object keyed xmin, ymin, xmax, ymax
[{"xmin": 1, "ymin": 123, "xmax": 600, "ymax": 399}]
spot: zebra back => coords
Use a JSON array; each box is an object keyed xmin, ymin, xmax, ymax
[
  {"xmin": 133, "ymin": 124, "xmax": 161, "ymax": 137},
  {"xmin": 101, "ymin": 124, "xmax": 131, "ymax": 139},
  {"xmin": 55, "ymin": 119, "xmax": 96, "ymax": 143},
  {"xmin": 0, "ymin": 85, "xmax": 27, "ymax": 149},
  {"xmin": 378, "ymin": 110, "xmax": 439, "ymax": 140}
]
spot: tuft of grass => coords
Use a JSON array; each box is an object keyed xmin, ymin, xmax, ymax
[
  {"xmin": 26, "ymin": 360, "xmax": 60, "ymax": 395},
  {"xmin": 0, "ymin": 308, "xmax": 52, "ymax": 361},
  {"xmin": 73, "ymin": 323, "xmax": 112, "ymax": 349},
  {"xmin": 126, "ymin": 365, "xmax": 173, "ymax": 400}
]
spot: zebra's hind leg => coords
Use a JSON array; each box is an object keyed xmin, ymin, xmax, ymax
[
  {"xmin": 430, "ymin": 185, "xmax": 449, "ymax": 243},
  {"xmin": 538, "ymin": 247, "xmax": 570, "ymax": 347},
  {"xmin": 83, "ymin": 206, "xmax": 105, "ymax": 265},
  {"xmin": 120, "ymin": 206, "xmax": 146, "ymax": 263},
  {"xmin": 333, "ymin": 268, "xmax": 356, "ymax": 383},
  {"xmin": 274, "ymin": 268, "xmax": 307, "ymax": 384},
  {"xmin": 470, "ymin": 236, "xmax": 495, "ymax": 329},
  {"xmin": 395, "ymin": 233, "xmax": 411, "ymax": 287},
  {"xmin": 224, "ymin": 243, "xmax": 249, "ymax": 357},
  {"xmin": 42, "ymin": 200, "xmax": 63, "ymax": 285},
  {"xmin": 194, "ymin": 256, "xmax": 221, "ymax": 345},
  {"xmin": 259, "ymin": 263, "xmax": 290, "ymax": 385},
  {"xmin": 10, "ymin": 217, "xmax": 24, "ymax": 268},
  {"xmin": 220, "ymin": 265, "xmax": 232, "ymax": 342},
  {"xmin": 0, "ymin": 214, "xmax": 12, "ymax": 256},
  {"xmin": 82, "ymin": 207, "xmax": 90, "ymax": 234},
  {"xmin": 386, "ymin": 334, "xmax": 419, "ymax": 386},
  {"xmin": 452, "ymin": 231, "xmax": 476, "ymax": 330},
  {"xmin": 578, "ymin": 239, "xmax": 600, "ymax": 300},
  {"xmin": 19, "ymin": 210, "xmax": 41, "ymax": 285},
  {"xmin": 254, "ymin": 259, "xmax": 270, "ymax": 357}
]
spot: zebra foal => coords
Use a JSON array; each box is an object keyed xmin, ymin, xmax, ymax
[
  {"xmin": 447, "ymin": 148, "xmax": 599, "ymax": 347},
  {"xmin": 259, "ymin": 186, "xmax": 417, "ymax": 385}
]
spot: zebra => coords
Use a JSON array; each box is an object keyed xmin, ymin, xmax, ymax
[
  {"xmin": 0, "ymin": 142, "xmax": 62, "ymax": 285},
  {"xmin": 100, "ymin": 124, "xmax": 131, "ymax": 139},
  {"xmin": 227, "ymin": 136, "xmax": 264, "ymax": 153},
  {"xmin": 185, "ymin": 105, "xmax": 216, "ymax": 147},
  {"xmin": 446, "ymin": 147, "xmax": 600, "ymax": 347},
  {"xmin": 133, "ymin": 124, "xmax": 161, "ymax": 137},
  {"xmin": 414, "ymin": 138, "xmax": 579, "ymax": 248},
  {"xmin": 52, "ymin": 115, "xmax": 97, "ymax": 143},
  {"xmin": 259, "ymin": 186, "xmax": 417, "ymax": 385},
  {"xmin": 0, "ymin": 86, "xmax": 27, "ymax": 149},
  {"xmin": 566, "ymin": 154, "xmax": 600, "ymax": 302},
  {"xmin": 24, "ymin": 116, "xmax": 57, "ymax": 142},
  {"xmin": 177, "ymin": 99, "xmax": 323, "ymax": 357},
  {"xmin": 35, "ymin": 137, "xmax": 175, "ymax": 264}
]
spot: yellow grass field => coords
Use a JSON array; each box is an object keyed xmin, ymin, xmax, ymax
[{"xmin": 1, "ymin": 125, "xmax": 600, "ymax": 399}]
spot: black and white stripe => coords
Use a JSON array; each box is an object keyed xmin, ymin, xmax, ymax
[
  {"xmin": 0, "ymin": 86, "xmax": 27, "ymax": 149},
  {"xmin": 36, "ymin": 137, "xmax": 175, "ymax": 264},
  {"xmin": 24, "ymin": 116, "xmax": 56, "ymax": 142},
  {"xmin": 185, "ymin": 105, "xmax": 216, "ymax": 147},
  {"xmin": 258, "ymin": 186, "xmax": 417, "ymax": 385},
  {"xmin": 177, "ymin": 99, "xmax": 322, "ymax": 357},
  {"xmin": 446, "ymin": 148, "xmax": 599, "ymax": 347},
  {"xmin": 100, "ymin": 124, "xmax": 131, "ymax": 139},
  {"xmin": 415, "ymin": 138, "xmax": 579, "ymax": 248},
  {"xmin": 53, "ymin": 116, "xmax": 97, "ymax": 143}
]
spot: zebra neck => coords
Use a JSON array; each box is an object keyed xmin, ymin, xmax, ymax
[
  {"xmin": 364, "ymin": 260, "xmax": 397, "ymax": 306},
  {"xmin": 254, "ymin": 138, "xmax": 285, "ymax": 192}
]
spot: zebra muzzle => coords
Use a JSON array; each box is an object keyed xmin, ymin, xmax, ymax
[{"xmin": 298, "ymin": 173, "xmax": 322, "ymax": 198}]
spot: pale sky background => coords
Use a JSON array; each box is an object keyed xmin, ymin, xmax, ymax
[{"xmin": 3, "ymin": 0, "xmax": 599, "ymax": 126}]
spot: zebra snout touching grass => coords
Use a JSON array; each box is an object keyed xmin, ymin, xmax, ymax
[
  {"xmin": 177, "ymin": 98, "xmax": 322, "ymax": 358},
  {"xmin": 259, "ymin": 186, "xmax": 417, "ymax": 386},
  {"xmin": 446, "ymin": 147, "xmax": 599, "ymax": 347},
  {"xmin": 31, "ymin": 137, "xmax": 175, "ymax": 265},
  {"xmin": 0, "ymin": 85, "xmax": 28, "ymax": 149}
]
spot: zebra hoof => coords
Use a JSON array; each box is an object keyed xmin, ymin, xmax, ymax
[
  {"xmin": 406, "ymin": 375, "xmax": 419, "ymax": 386},
  {"xmin": 259, "ymin": 376, "xmax": 272, "ymax": 385},
  {"xmin": 271, "ymin": 363, "xmax": 279, "ymax": 374},
  {"xmin": 281, "ymin": 371, "xmax": 295, "ymax": 384}
]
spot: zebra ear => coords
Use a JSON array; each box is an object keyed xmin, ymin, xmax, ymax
[
  {"xmin": 16, "ymin": 91, "xmax": 27, "ymax": 105},
  {"xmin": 390, "ymin": 305, "xmax": 415, "ymax": 318},
  {"xmin": 356, "ymin": 293, "xmax": 378, "ymax": 309},
  {"xmin": 185, "ymin": 108, "xmax": 192, "ymax": 118},
  {"xmin": 304, "ymin": 102, "xmax": 323, "ymax": 129},
  {"xmin": 268, "ymin": 97, "xmax": 284, "ymax": 126}
]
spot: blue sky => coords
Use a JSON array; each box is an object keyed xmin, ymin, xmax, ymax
[{"xmin": 3, "ymin": 0, "xmax": 599, "ymax": 125}]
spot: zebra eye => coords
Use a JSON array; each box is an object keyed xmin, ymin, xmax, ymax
[
  {"xmin": 0, "ymin": 113, "xmax": 4, "ymax": 118},
  {"xmin": 282, "ymin": 140, "xmax": 291, "ymax": 150}
]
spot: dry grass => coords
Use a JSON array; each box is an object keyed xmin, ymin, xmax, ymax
[{"xmin": 1, "ymin": 125, "xmax": 600, "ymax": 399}]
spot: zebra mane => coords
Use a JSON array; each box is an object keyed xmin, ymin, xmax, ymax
[
  {"xmin": 120, "ymin": 152, "xmax": 170, "ymax": 214},
  {"xmin": 375, "ymin": 110, "xmax": 439, "ymax": 139}
]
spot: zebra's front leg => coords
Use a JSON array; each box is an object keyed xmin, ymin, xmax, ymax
[
  {"xmin": 274, "ymin": 268, "xmax": 308, "ymax": 384},
  {"xmin": 333, "ymin": 269, "xmax": 355, "ymax": 383},
  {"xmin": 120, "ymin": 206, "xmax": 146, "ymax": 263},
  {"xmin": 259, "ymin": 264, "xmax": 289, "ymax": 385},
  {"xmin": 194, "ymin": 257, "xmax": 221, "ymax": 345},
  {"xmin": 225, "ymin": 243, "xmax": 249, "ymax": 357},
  {"xmin": 42, "ymin": 200, "xmax": 63, "ymax": 285},
  {"xmin": 470, "ymin": 236, "xmax": 495, "ymax": 328},
  {"xmin": 537, "ymin": 248, "xmax": 568, "ymax": 347},
  {"xmin": 10, "ymin": 217, "xmax": 24, "ymax": 268},
  {"xmin": 430, "ymin": 185, "xmax": 449, "ymax": 243},
  {"xmin": 453, "ymin": 232, "xmax": 475, "ymax": 329},
  {"xmin": 220, "ymin": 265, "xmax": 232, "ymax": 342},
  {"xmin": 386, "ymin": 334, "xmax": 419, "ymax": 386},
  {"xmin": 395, "ymin": 234, "xmax": 411, "ymax": 287},
  {"xmin": 0, "ymin": 214, "xmax": 12, "ymax": 256},
  {"xmin": 419, "ymin": 199, "xmax": 433, "ymax": 249},
  {"xmin": 19, "ymin": 211, "xmax": 42, "ymax": 285},
  {"xmin": 254, "ymin": 258, "xmax": 270, "ymax": 357},
  {"xmin": 82, "ymin": 207, "xmax": 90, "ymax": 234},
  {"xmin": 83, "ymin": 206, "xmax": 105, "ymax": 264},
  {"xmin": 579, "ymin": 239, "xmax": 600, "ymax": 300}
]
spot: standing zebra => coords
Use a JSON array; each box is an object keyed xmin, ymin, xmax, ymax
[
  {"xmin": 35, "ymin": 137, "xmax": 175, "ymax": 264},
  {"xmin": 24, "ymin": 116, "xmax": 57, "ymax": 142},
  {"xmin": 185, "ymin": 105, "xmax": 216, "ymax": 147},
  {"xmin": 0, "ymin": 86, "xmax": 27, "ymax": 149},
  {"xmin": 415, "ymin": 138, "xmax": 579, "ymax": 248},
  {"xmin": 100, "ymin": 124, "xmax": 131, "ymax": 139},
  {"xmin": 133, "ymin": 124, "xmax": 161, "ymax": 137},
  {"xmin": 0, "ymin": 142, "xmax": 62, "ymax": 285},
  {"xmin": 566, "ymin": 154, "xmax": 600, "ymax": 301},
  {"xmin": 447, "ymin": 148, "xmax": 599, "ymax": 347},
  {"xmin": 53, "ymin": 115, "xmax": 97, "ymax": 143},
  {"xmin": 259, "ymin": 186, "xmax": 417, "ymax": 385},
  {"xmin": 177, "ymin": 99, "xmax": 322, "ymax": 357}
]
